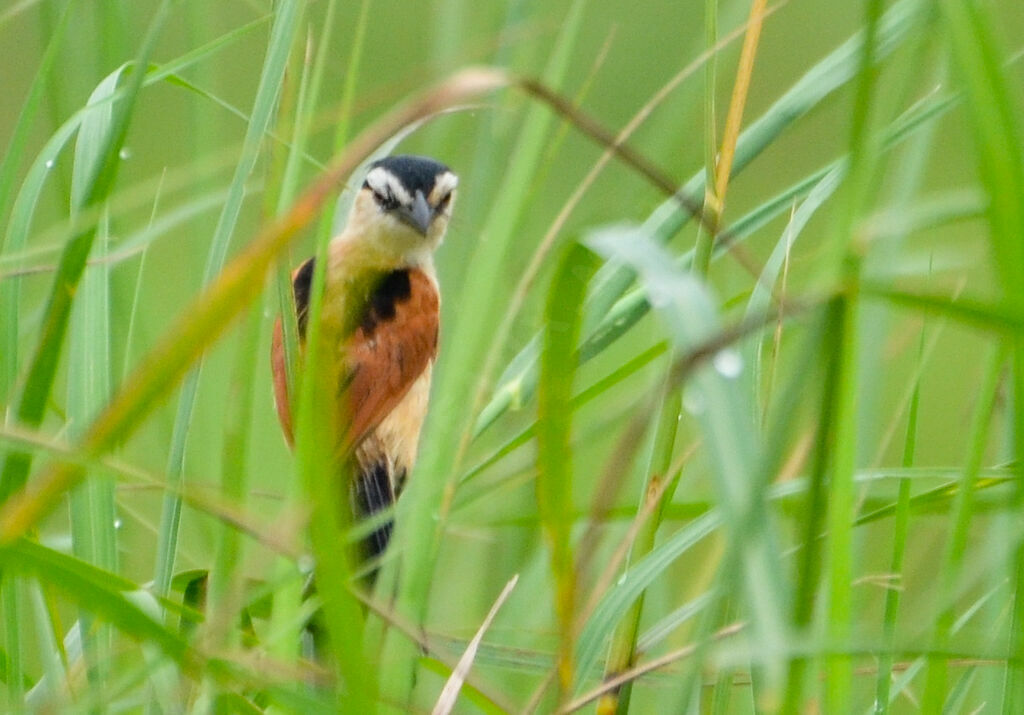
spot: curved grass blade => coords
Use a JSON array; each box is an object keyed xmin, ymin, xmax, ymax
[
  {"xmin": 0, "ymin": 0, "xmax": 75, "ymax": 234},
  {"xmin": 474, "ymin": 0, "xmax": 923, "ymax": 437},
  {"xmin": 66, "ymin": 68, "xmax": 120, "ymax": 687},
  {"xmin": 432, "ymin": 574, "xmax": 518, "ymax": 715},
  {"xmin": 0, "ymin": 8, "xmax": 267, "ymax": 412},
  {"xmin": 0, "ymin": 539, "xmax": 198, "ymax": 673},
  {"xmin": 0, "ymin": 64, "xmax": 509, "ymax": 555},
  {"xmin": 862, "ymin": 283, "xmax": 1024, "ymax": 334},
  {"xmin": 938, "ymin": 1, "xmax": 1024, "ymax": 707},
  {"xmin": 921, "ymin": 347, "xmax": 1004, "ymax": 709},
  {"xmin": 387, "ymin": 0, "xmax": 588, "ymax": 699},
  {"xmin": 587, "ymin": 226, "xmax": 789, "ymax": 700},
  {"xmin": 152, "ymin": 0, "xmax": 304, "ymax": 606},
  {"xmin": 0, "ymin": 0, "xmax": 176, "ymax": 503}
]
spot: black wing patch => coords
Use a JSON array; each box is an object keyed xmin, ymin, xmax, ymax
[
  {"xmin": 360, "ymin": 269, "xmax": 412, "ymax": 335},
  {"xmin": 293, "ymin": 257, "xmax": 315, "ymax": 338}
]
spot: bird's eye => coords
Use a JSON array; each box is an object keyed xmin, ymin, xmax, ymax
[
  {"xmin": 371, "ymin": 188, "xmax": 397, "ymax": 210},
  {"xmin": 436, "ymin": 192, "xmax": 452, "ymax": 212}
]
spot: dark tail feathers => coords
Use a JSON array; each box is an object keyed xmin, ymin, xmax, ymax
[{"xmin": 351, "ymin": 461, "xmax": 405, "ymax": 565}]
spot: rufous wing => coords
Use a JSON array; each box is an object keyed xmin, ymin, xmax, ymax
[
  {"xmin": 270, "ymin": 261, "xmax": 439, "ymax": 452},
  {"xmin": 342, "ymin": 268, "xmax": 439, "ymax": 447}
]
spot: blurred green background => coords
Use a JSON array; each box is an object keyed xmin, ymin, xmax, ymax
[{"xmin": 2, "ymin": 0, "xmax": 1024, "ymax": 712}]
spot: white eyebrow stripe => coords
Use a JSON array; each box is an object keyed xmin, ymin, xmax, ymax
[
  {"xmin": 429, "ymin": 172, "xmax": 459, "ymax": 204},
  {"xmin": 364, "ymin": 167, "xmax": 413, "ymax": 205}
]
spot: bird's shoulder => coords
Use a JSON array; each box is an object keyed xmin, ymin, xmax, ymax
[{"xmin": 343, "ymin": 265, "xmax": 439, "ymax": 444}]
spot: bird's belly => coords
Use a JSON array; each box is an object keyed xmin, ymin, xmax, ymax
[{"xmin": 355, "ymin": 363, "xmax": 433, "ymax": 489}]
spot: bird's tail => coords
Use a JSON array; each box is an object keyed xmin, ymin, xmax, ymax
[{"xmin": 351, "ymin": 460, "xmax": 399, "ymax": 569}]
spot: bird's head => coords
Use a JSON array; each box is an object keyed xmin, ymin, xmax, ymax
[{"xmin": 348, "ymin": 155, "xmax": 458, "ymax": 262}]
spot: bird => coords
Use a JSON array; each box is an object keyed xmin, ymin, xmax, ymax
[{"xmin": 271, "ymin": 154, "xmax": 457, "ymax": 566}]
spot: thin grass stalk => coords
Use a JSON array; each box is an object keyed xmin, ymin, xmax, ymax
[
  {"xmin": 1009, "ymin": 350, "xmax": 1024, "ymax": 711},
  {"xmin": 265, "ymin": 8, "xmax": 324, "ymax": 671},
  {"xmin": 0, "ymin": 0, "xmax": 175, "ymax": 504},
  {"xmin": 264, "ymin": 0, "xmax": 349, "ymax": 673},
  {"xmin": 696, "ymin": 0, "xmax": 769, "ymax": 279},
  {"xmin": 823, "ymin": 0, "xmax": 888, "ymax": 707},
  {"xmin": 708, "ymin": 598, "xmax": 744, "ymax": 714},
  {"xmin": 3, "ymin": 579, "xmax": 23, "ymax": 706},
  {"xmin": 934, "ymin": 2, "xmax": 1024, "ymax": 709},
  {"xmin": 385, "ymin": 0, "xmax": 587, "ymax": 700},
  {"xmin": 822, "ymin": 268, "xmax": 861, "ymax": 709},
  {"xmin": 0, "ymin": 0, "xmax": 75, "ymax": 401},
  {"xmin": 277, "ymin": 7, "xmax": 384, "ymax": 704},
  {"xmin": 204, "ymin": 304, "xmax": 261, "ymax": 660},
  {"xmin": 152, "ymin": 0, "xmax": 305, "ymax": 603},
  {"xmin": 692, "ymin": 0, "xmax": 718, "ymax": 278},
  {"xmin": 921, "ymin": 347, "xmax": 1005, "ymax": 709},
  {"xmin": 475, "ymin": 0, "xmax": 922, "ymax": 439},
  {"xmin": 872, "ymin": 327, "xmax": 925, "ymax": 714},
  {"xmin": 771, "ymin": 298, "xmax": 848, "ymax": 713},
  {"xmin": 598, "ymin": 383, "xmax": 680, "ymax": 715},
  {"xmin": 868, "ymin": 39, "xmax": 945, "ymax": 709},
  {"xmin": 702, "ymin": 1, "xmax": 772, "ymax": 705},
  {"xmin": 67, "ymin": 206, "xmax": 115, "ymax": 691},
  {"xmin": 288, "ymin": 155, "xmax": 375, "ymax": 714},
  {"xmin": 266, "ymin": 0, "xmax": 357, "ymax": 673},
  {"xmin": 122, "ymin": 170, "xmax": 166, "ymax": 383}
]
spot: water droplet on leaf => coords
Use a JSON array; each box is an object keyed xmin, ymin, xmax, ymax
[{"xmin": 713, "ymin": 349, "xmax": 743, "ymax": 379}]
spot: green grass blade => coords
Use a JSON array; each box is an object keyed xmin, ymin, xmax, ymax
[
  {"xmin": 0, "ymin": 0, "xmax": 74, "ymax": 232},
  {"xmin": 820, "ymin": 0, "xmax": 888, "ymax": 705},
  {"xmin": 587, "ymin": 226, "xmax": 790, "ymax": 703},
  {"xmin": 938, "ymin": 1, "xmax": 1024, "ymax": 708},
  {"xmin": 205, "ymin": 306, "xmax": 262, "ymax": 652},
  {"xmin": 575, "ymin": 510, "xmax": 720, "ymax": 692},
  {"xmin": 921, "ymin": 347, "xmax": 1004, "ymax": 710},
  {"xmin": 537, "ymin": 243, "xmax": 596, "ymax": 698},
  {"xmin": 152, "ymin": 0, "xmax": 304, "ymax": 602},
  {"xmin": 0, "ymin": 0, "xmax": 175, "ymax": 502},
  {"xmin": 600, "ymin": 381, "xmax": 680, "ymax": 714},
  {"xmin": 0, "ymin": 69, "xmax": 508, "ymax": 542},
  {"xmin": 871, "ymin": 103, "xmax": 936, "ymax": 710},
  {"xmin": 66, "ymin": 115, "xmax": 118, "ymax": 691},
  {"xmin": 0, "ymin": 540, "xmax": 197, "ymax": 673},
  {"xmin": 474, "ymin": 0, "xmax": 922, "ymax": 437},
  {"xmin": 388, "ymin": 0, "xmax": 588, "ymax": 699}
]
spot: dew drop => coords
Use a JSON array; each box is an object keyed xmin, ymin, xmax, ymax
[
  {"xmin": 683, "ymin": 385, "xmax": 705, "ymax": 416},
  {"xmin": 118, "ymin": 147, "xmax": 132, "ymax": 160},
  {"xmin": 113, "ymin": 518, "xmax": 123, "ymax": 530},
  {"xmin": 44, "ymin": 159, "xmax": 55, "ymax": 169},
  {"xmin": 713, "ymin": 349, "xmax": 743, "ymax": 379},
  {"xmin": 298, "ymin": 555, "xmax": 315, "ymax": 572}
]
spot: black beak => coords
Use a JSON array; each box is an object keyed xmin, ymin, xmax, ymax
[{"xmin": 397, "ymin": 190, "xmax": 432, "ymax": 235}]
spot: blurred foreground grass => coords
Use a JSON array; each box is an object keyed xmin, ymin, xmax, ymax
[{"xmin": 1, "ymin": 0, "xmax": 1024, "ymax": 712}]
